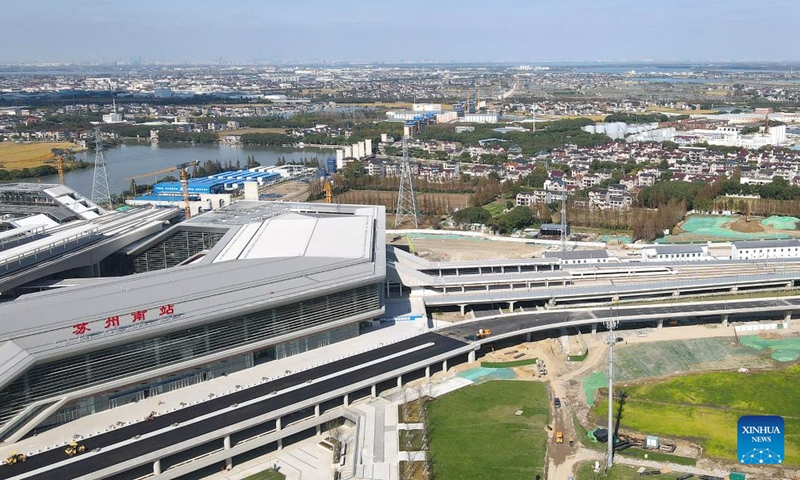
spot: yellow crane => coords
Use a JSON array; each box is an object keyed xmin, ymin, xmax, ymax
[
  {"xmin": 124, "ymin": 160, "xmax": 199, "ymax": 218},
  {"xmin": 51, "ymin": 148, "xmax": 72, "ymax": 185},
  {"xmin": 323, "ymin": 179, "xmax": 333, "ymax": 204}
]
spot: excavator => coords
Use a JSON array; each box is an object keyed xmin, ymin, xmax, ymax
[
  {"xmin": 4, "ymin": 452, "xmax": 26, "ymax": 465},
  {"xmin": 64, "ymin": 441, "xmax": 86, "ymax": 457}
]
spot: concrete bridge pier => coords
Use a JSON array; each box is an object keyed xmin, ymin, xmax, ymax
[
  {"xmin": 344, "ymin": 393, "xmax": 350, "ymax": 406},
  {"xmin": 371, "ymin": 385, "xmax": 377, "ymax": 397},
  {"xmin": 224, "ymin": 435, "xmax": 232, "ymax": 470},
  {"xmin": 731, "ymin": 286, "xmax": 738, "ymax": 293},
  {"xmin": 397, "ymin": 376, "xmax": 403, "ymax": 388},
  {"xmin": 468, "ymin": 350, "xmax": 476, "ymax": 363},
  {"xmin": 459, "ymin": 304, "xmax": 467, "ymax": 315},
  {"xmin": 314, "ymin": 404, "xmax": 320, "ymax": 417},
  {"xmin": 153, "ymin": 459, "xmax": 162, "ymax": 475},
  {"xmin": 508, "ymin": 301, "xmax": 516, "ymax": 312},
  {"xmin": 591, "ymin": 323, "xmax": 597, "ymax": 335},
  {"xmin": 442, "ymin": 359, "xmax": 448, "ymax": 372},
  {"xmin": 722, "ymin": 314, "xmax": 729, "ymax": 327},
  {"xmin": 657, "ymin": 319, "xmax": 663, "ymax": 330},
  {"xmin": 786, "ymin": 312, "xmax": 793, "ymax": 325}
]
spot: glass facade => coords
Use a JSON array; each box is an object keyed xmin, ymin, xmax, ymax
[
  {"xmin": 0, "ymin": 283, "xmax": 380, "ymax": 438},
  {"xmin": 133, "ymin": 229, "xmax": 226, "ymax": 273}
]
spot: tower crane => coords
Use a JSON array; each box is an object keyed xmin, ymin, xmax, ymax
[
  {"xmin": 124, "ymin": 160, "xmax": 199, "ymax": 218},
  {"xmin": 50, "ymin": 148, "xmax": 72, "ymax": 185},
  {"xmin": 323, "ymin": 179, "xmax": 333, "ymax": 203}
]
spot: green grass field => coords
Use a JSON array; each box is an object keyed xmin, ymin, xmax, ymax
[
  {"xmin": 244, "ymin": 469, "xmax": 285, "ymax": 480},
  {"xmin": 618, "ymin": 447, "xmax": 696, "ymax": 466},
  {"xmin": 593, "ymin": 366, "xmax": 800, "ymax": 463},
  {"xmin": 481, "ymin": 358, "xmax": 537, "ymax": 368},
  {"xmin": 575, "ymin": 462, "xmax": 691, "ymax": 479},
  {"xmin": 428, "ymin": 380, "xmax": 549, "ymax": 480}
]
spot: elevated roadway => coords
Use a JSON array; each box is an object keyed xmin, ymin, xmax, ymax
[
  {"xmin": 1, "ymin": 333, "xmax": 466, "ymax": 480},
  {"xmin": 2, "ymin": 297, "xmax": 798, "ymax": 479}
]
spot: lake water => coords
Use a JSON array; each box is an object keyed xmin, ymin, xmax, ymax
[{"xmin": 9, "ymin": 143, "xmax": 331, "ymax": 199}]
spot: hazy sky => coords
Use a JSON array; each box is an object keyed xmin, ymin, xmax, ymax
[{"xmin": 2, "ymin": 0, "xmax": 799, "ymax": 64}]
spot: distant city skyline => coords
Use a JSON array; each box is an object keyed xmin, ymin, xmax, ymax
[{"xmin": 2, "ymin": 0, "xmax": 799, "ymax": 64}]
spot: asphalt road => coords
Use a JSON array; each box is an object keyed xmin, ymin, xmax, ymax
[
  {"xmin": 0, "ymin": 333, "xmax": 466, "ymax": 479},
  {"xmin": 438, "ymin": 297, "xmax": 800, "ymax": 340}
]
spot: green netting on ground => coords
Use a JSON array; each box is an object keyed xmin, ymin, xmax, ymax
[
  {"xmin": 582, "ymin": 371, "xmax": 608, "ymax": 407},
  {"xmin": 600, "ymin": 234, "xmax": 632, "ymax": 244},
  {"xmin": 457, "ymin": 366, "xmax": 516, "ymax": 382},
  {"xmin": 610, "ymin": 337, "xmax": 776, "ymax": 381},
  {"xmin": 762, "ymin": 216, "xmax": 800, "ymax": 230},
  {"xmin": 739, "ymin": 335, "xmax": 800, "ymax": 362},
  {"xmin": 661, "ymin": 215, "xmax": 791, "ymax": 242}
]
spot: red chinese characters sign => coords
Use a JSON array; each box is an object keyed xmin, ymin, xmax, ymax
[{"xmin": 71, "ymin": 304, "xmax": 177, "ymax": 336}]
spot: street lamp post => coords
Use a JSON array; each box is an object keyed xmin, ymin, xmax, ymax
[{"xmin": 607, "ymin": 296, "xmax": 619, "ymax": 470}]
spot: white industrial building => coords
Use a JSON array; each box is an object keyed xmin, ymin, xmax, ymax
[
  {"xmin": 688, "ymin": 124, "xmax": 787, "ymax": 148},
  {"xmin": 542, "ymin": 250, "xmax": 617, "ymax": 265},
  {"xmin": 641, "ymin": 244, "xmax": 709, "ymax": 262},
  {"xmin": 460, "ymin": 113, "xmax": 499, "ymax": 124},
  {"xmin": 412, "ymin": 103, "xmax": 442, "ymax": 112},
  {"xmin": 582, "ymin": 122, "xmax": 661, "ymax": 140},
  {"xmin": 731, "ymin": 239, "xmax": 800, "ymax": 260}
]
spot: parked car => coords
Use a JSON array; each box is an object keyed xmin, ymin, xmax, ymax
[{"xmin": 554, "ymin": 398, "xmax": 561, "ymax": 408}]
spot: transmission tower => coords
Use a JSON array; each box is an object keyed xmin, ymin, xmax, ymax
[
  {"xmin": 394, "ymin": 133, "xmax": 419, "ymax": 228},
  {"xmin": 91, "ymin": 128, "xmax": 113, "ymax": 210}
]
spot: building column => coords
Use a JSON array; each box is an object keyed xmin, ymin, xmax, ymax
[
  {"xmin": 657, "ymin": 319, "xmax": 663, "ymax": 330},
  {"xmin": 315, "ymin": 404, "xmax": 320, "ymax": 417},
  {"xmin": 468, "ymin": 350, "xmax": 476, "ymax": 363},
  {"xmin": 591, "ymin": 323, "xmax": 598, "ymax": 335},
  {"xmin": 153, "ymin": 459, "xmax": 162, "ymax": 475},
  {"xmin": 277, "ymin": 438, "xmax": 283, "ymax": 451},
  {"xmin": 442, "ymin": 359, "xmax": 448, "ymax": 372},
  {"xmin": 371, "ymin": 384, "xmax": 377, "ymax": 397},
  {"xmin": 526, "ymin": 332, "xmax": 532, "ymax": 342},
  {"xmin": 224, "ymin": 436, "xmax": 232, "ymax": 470},
  {"xmin": 786, "ymin": 312, "xmax": 792, "ymax": 326},
  {"xmin": 425, "ymin": 365, "xmax": 431, "ymax": 378},
  {"xmin": 722, "ymin": 314, "xmax": 729, "ymax": 327},
  {"xmin": 276, "ymin": 417, "xmax": 282, "ymax": 431},
  {"xmin": 397, "ymin": 376, "xmax": 403, "ymax": 388},
  {"xmin": 344, "ymin": 393, "xmax": 350, "ymax": 406},
  {"xmin": 316, "ymin": 424, "xmax": 322, "ymax": 436},
  {"xmin": 731, "ymin": 286, "xmax": 738, "ymax": 294}
]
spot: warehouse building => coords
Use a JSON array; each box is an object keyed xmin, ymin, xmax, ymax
[
  {"xmin": 731, "ymin": 239, "xmax": 800, "ymax": 260},
  {"xmin": 0, "ymin": 201, "xmax": 386, "ymax": 442}
]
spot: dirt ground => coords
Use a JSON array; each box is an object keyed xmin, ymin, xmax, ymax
[
  {"xmin": 387, "ymin": 236, "xmax": 546, "ymax": 261},
  {"xmin": 218, "ymin": 127, "xmax": 286, "ymax": 138},
  {"xmin": 0, "ymin": 141, "xmax": 79, "ymax": 169},
  {"xmin": 259, "ymin": 179, "xmax": 310, "ymax": 202},
  {"xmin": 728, "ymin": 216, "xmax": 766, "ymax": 233}
]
